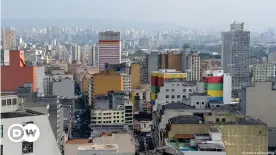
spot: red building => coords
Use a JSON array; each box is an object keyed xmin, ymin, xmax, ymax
[{"xmin": 1, "ymin": 50, "xmax": 37, "ymax": 92}]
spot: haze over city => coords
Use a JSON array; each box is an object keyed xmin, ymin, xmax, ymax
[
  {"xmin": 1, "ymin": 0, "xmax": 276, "ymax": 155},
  {"xmin": 2, "ymin": 0, "xmax": 276, "ymax": 31}
]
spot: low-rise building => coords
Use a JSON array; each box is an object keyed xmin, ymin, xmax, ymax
[{"xmin": 133, "ymin": 112, "xmax": 152, "ymax": 133}]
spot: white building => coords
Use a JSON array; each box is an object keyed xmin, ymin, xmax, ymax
[
  {"xmin": 87, "ymin": 44, "xmax": 98, "ymax": 67},
  {"xmin": 186, "ymin": 52, "xmax": 201, "ymax": 81},
  {"xmin": 72, "ymin": 45, "xmax": 81, "ymax": 63},
  {"xmin": 1, "ymin": 49, "xmax": 10, "ymax": 66},
  {"xmin": 0, "ymin": 95, "xmax": 61, "ymax": 155},
  {"xmin": 153, "ymin": 80, "xmax": 204, "ymax": 111},
  {"xmin": 252, "ymin": 63, "xmax": 276, "ymax": 82}
]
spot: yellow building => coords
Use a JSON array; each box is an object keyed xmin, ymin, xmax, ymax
[
  {"xmin": 93, "ymin": 69, "xmax": 123, "ymax": 96},
  {"xmin": 131, "ymin": 63, "xmax": 140, "ymax": 89}
]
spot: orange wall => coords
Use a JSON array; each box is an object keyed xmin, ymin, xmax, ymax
[
  {"xmin": 1, "ymin": 50, "xmax": 37, "ymax": 92},
  {"xmin": 131, "ymin": 64, "xmax": 140, "ymax": 89},
  {"xmin": 94, "ymin": 75, "xmax": 123, "ymax": 96}
]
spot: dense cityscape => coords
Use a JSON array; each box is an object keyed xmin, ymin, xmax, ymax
[{"xmin": 1, "ymin": 1, "xmax": 276, "ymax": 155}]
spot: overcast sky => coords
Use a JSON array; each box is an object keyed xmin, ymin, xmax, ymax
[{"xmin": 2, "ymin": 0, "xmax": 276, "ymax": 30}]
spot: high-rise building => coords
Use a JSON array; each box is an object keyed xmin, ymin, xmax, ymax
[
  {"xmin": 98, "ymin": 31, "xmax": 121, "ymax": 71},
  {"xmin": 202, "ymin": 70, "xmax": 232, "ymax": 104},
  {"xmin": 222, "ymin": 22, "xmax": 251, "ymax": 92},
  {"xmin": 1, "ymin": 29, "xmax": 17, "ymax": 50},
  {"xmin": 71, "ymin": 45, "xmax": 81, "ymax": 63},
  {"xmin": 88, "ymin": 44, "xmax": 98, "ymax": 67},
  {"xmin": 186, "ymin": 52, "xmax": 201, "ymax": 81}
]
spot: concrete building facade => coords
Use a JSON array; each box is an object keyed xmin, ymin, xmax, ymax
[
  {"xmin": 1, "ymin": 29, "xmax": 17, "ymax": 50},
  {"xmin": 252, "ymin": 63, "xmax": 276, "ymax": 82},
  {"xmin": 222, "ymin": 22, "xmax": 251, "ymax": 92},
  {"xmin": 98, "ymin": 31, "xmax": 121, "ymax": 71}
]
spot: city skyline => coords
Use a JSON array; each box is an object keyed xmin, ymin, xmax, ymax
[{"xmin": 2, "ymin": 0, "xmax": 276, "ymax": 31}]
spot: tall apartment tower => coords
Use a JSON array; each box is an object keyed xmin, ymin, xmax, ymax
[
  {"xmin": 71, "ymin": 45, "xmax": 81, "ymax": 63},
  {"xmin": 222, "ymin": 22, "xmax": 251, "ymax": 93},
  {"xmin": 2, "ymin": 29, "xmax": 17, "ymax": 50},
  {"xmin": 98, "ymin": 31, "xmax": 121, "ymax": 71},
  {"xmin": 186, "ymin": 51, "xmax": 201, "ymax": 81},
  {"xmin": 88, "ymin": 44, "xmax": 98, "ymax": 67}
]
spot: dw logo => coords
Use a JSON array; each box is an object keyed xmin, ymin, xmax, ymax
[{"xmin": 8, "ymin": 124, "xmax": 40, "ymax": 142}]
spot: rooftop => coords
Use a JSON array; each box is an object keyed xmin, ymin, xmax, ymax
[
  {"xmin": 162, "ymin": 102, "xmax": 193, "ymax": 110},
  {"xmin": 66, "ymin": 139, "xmax": 92, "ymax": 144},
  {"xmin": 78, "ymin": 144, "xmax": 118, "ymax": 151},
  {"xmin": 1, "ymin": 109, "xmax": 44, "ymax": 119},
  {"xmin": 169, "ymin": 115, "xmax": 203, "ymax": 124},
  {"xmin": 91, "ymin": 134, "xmax": 135, "ymax": 153},
  {"xmin": 133, "ymin": 112, "xmax": 152, "ymax": 121}
]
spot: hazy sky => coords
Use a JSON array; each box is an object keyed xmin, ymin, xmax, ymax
[{"xmin": 2, "ymin": 0, "xmax": 276, "ymax": 30}]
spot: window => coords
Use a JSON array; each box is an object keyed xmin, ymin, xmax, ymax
[
  {"xmin": 7, "ymin": 99, "xmax": 12, "ymax": 105},
  {"xmin": 12, "ymin": 98, "xmax": 17, "ymax": 105},
  {"xmin": 201, "ymin": 102, "xmax": 205, "ymax": 105},
  {"xmin": 165, "ymin": 89, "xmax": 169, "ymax": 92},
  {"xmin": 166, "ymin": 101, "xmax": 169, "ymax": 103},
  {"xmin": 183, "ymin": 89, "xmax": 186, "ymax": 92},
  {"xmin": 177, "ymin": 84, "xmax": 179, "ymax": 86},
  {"xmin": 0, "ymin": 145, "xmax": 2, "ymax": 155},
  {"xmin": 183, "ymin": 95, "xmax": 186, "ymax": 99},
  {"xmin": 196, "ymin": 102, "xmax": 199, "ymax": 105},
  {"xmin": 22, "ymin": 142, "xmax": 33, "ymax": 154},
  {"xmin": 172, "ymin": 84, "xmax": 174, "ymax": 86},
  {"xmin": 222, "ymin": 118, "xmax": 226, "ymax": 122},
  {"xmin": 171, "ymin": 95, "xmax": 175, "ymax": 98},
  {"xmin": 177, "ymin": 95, "xmax": 180, "ymax": 98},
  {"xmin": 165, "ymin": 95, "xmax": 169, "ymax": 98},
  {"xmin": 0, "ymin": 125, "xmax": 2, "ymax": 138},
  {"xmin": 189, "ymin": 89, "xmax": 192, "ymax": 92},
  {"xmin": 171, "ymin": 89, "xmax": 175, "ymax": 92},
  {"xmin": 1, "ymin": 100, "xmax": 6, "ymax": 106},
  {"xmin": 216, "ymin": 118, "xmax": 220, "ymax": 122}
]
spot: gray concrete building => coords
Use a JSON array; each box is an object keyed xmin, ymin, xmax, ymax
[
  {"xmin": 222, "ymin": 22, "xmax": 251, "ymax": 93},
  {"xmin": 241, "ymin": 82, "xmax": 276, "ymax": 146}
]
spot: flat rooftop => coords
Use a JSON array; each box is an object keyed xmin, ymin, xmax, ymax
[
  {"xmin": 78, "ymin": 144, "xmax": 118, "ymax": 151},
  {"xmin": 1, "ymin": 109, "xmax": 44, "ymax": 119},
  {"xmin": 66, "ymin": 139, "xmax": 91, "ymax": 144},
  {"xmin": 92, "ymin": 134, "xmax": 135, "ymax": 153}
]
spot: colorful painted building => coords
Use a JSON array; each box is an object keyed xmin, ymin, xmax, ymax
[
  {"xmin": 202, "ymin": 70, "xmax": 232, "ymax": 104},
  {"xmin": 1, "ymin": 50, "xmax": 37, "ymax": 92},
  {"xmin": 151, "ymin": 69, "xmax": 187, "ymax": 105}
]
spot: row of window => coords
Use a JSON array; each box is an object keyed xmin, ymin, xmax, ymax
[
  {"xmin": 1, "ymin": 98, "xmax": 17, "ymax": 106},
  {"xmin": 165, "ymin": 89, "xmax": 193, "ymax": 93},
  {"xmin": 166, "ymin": 95, "xmax": 187, "ymax": 99},
  {"xmin": 100, "ymin": 112, "xmax": 124, "ymax": 115},
  {"xmin": 0, "ymin": 142, "xmax": 34, "ymax": 155},
  {"xmin": 91, "ymin": 116, "xmax": 124, "ymax": 119},
  {"xmin": 91, "ymin": 120, "xmax": 125, "ymax": 124}
]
